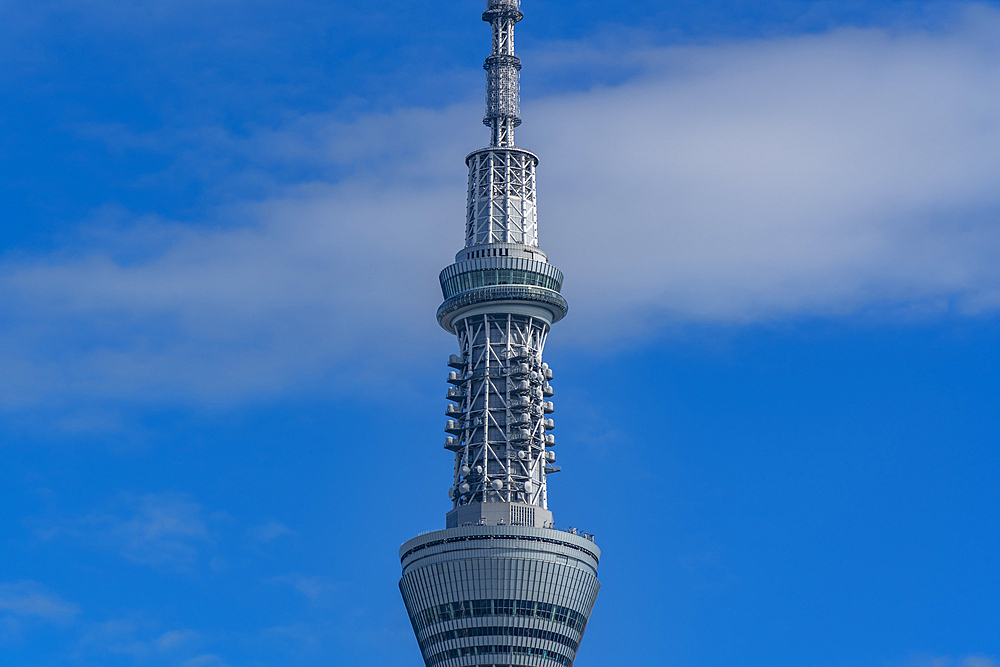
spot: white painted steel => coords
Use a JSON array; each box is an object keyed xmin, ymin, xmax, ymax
[{"xmin": 400, "ymin": 2, "xmax": 600, "ymax": 664}]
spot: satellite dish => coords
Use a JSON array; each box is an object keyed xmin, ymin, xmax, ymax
[
  {"xmin": 491, "ymin": 479, "xmax": 503, "ymax": 491},
  {"xmin": 459, "ymin": 482, "xmax": 470, "ymax": 494},
  {"xmin": 460, "ymin": 465, "xmax": 471, "ymax": 476},
  {"xmin": 523, "ymin": 481, "xmax": 534, "ymax": 494}
]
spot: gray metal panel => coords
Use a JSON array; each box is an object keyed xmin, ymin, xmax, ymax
[
  {"xmin": 401, "ymin": 527, "xmax": 600, "ymax": 575},
  {"xmin": 399, "ymin": 529, "xmax": 599, "ymax": 667}
]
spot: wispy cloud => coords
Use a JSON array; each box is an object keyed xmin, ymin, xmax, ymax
[
  {"xmin": 182, "ymin": 654, "xmax": 232, "ymax": 667},
  {"xmin": 267, "ymin": 573, "xmax": 339, "ymax": 600},
  {"xmin": 4, "ymin": 5, "xmax": 1000, "ymax": 416},
  {"xmin": 0, "ymin": 581, "xmax": 78, "ymax": 622},
  {"xmin": 78, "ymin": 616, "xmax": 202, "ymax": 660},
  {"xmin": 911, "ymin": 655, "xmax": 998, "ymax": 667},
  {"xmin": 262, "ymin": 621, "xmax": 327, "ymax": 652},
  {"xmin": 531, "ymin": 7, "xmax": 1000, "ymax": 334},
  {"xmin": 247, "ymin": 521, "xmax": 296, "ymax": 543},
  {"xmin": 32, "ymin": 492, "xmax": 221, "ymax": 569},
  {"xmin": 84, "ymin": 493, "xmax": 212, "ymax": 568}
]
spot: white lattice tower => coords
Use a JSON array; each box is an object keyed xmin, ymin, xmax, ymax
[
  {"xmin": 466, "ymin": 0, "xmax": 539, "ymax": 248},
  {"xmin": 438, "ymin": 0, "xmax": 568, "ymax": 530},
  {"xmin": 399, "ymin": 4, "xmax": 600, "ymax": 665}
]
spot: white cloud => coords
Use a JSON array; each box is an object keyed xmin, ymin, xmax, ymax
[
  {"xmin": 79, "ymin": 617, "xmax": 201, "ymax": 659},
  {"xmin": 912, "ymin": 655, "xmax": 998, "ymax": 667},
  {"xmin": 3, "ymin": 5, "xmax": 1000, "ymax": 411},
  {"xmin": 182, "ymin": 654, "xmax": 231, "ymax": 667},
  {"xmin": 0, "ymin": 581, "xmax": 78, "ymax": 622},
  {"xmin": 965, "ymin": 658, "xmax": 999, "ymax": 667},
  {"xmin": 78, "ymin": 493, "xmax": 213, "ymax": 568},
  {"xmin": 527, "ymin": 7, "xmax": 1000, "ymax": 335},
  {"xmin": 267, "ymin": 573, "xmax": 339, "ymax": 600},
  {"xmin": 155, "ymin": 629, "xmax": 201, "ymax": 652},
  {"xmin": 247, "ymin": 521, "xmax": 296, "ymax": 542},
  {"xmin": 262, "ymin": 622, "xmax": 325, "ymax": 651}
]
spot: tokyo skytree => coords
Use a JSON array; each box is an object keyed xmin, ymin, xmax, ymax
[{"xmin": 398, "ymin": 1, "xmax": 601, "ymax": 666}]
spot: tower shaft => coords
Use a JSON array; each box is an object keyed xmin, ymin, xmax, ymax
[{"xmin": 399, "ymin": 2, "xmax": 600, "ymax": 665}]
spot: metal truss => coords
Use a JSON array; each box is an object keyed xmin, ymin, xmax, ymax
[
  {"xmin": 462, "ymin": 0, "xmax": 538, "ymax": 248},
  {"xmin": 482, "ymin": 0, "xmax": 522, "ymax": 147},
  {"xmin": 465, "ymin": 148, "xmax": 538, "ymax": 246},
  {"xmin": 445, "ymin": 313, "xmax": 557, "ymax": 510},
  {"xmin": 439, "ymin": 0, "xmax": 563, "ymax": 517}
]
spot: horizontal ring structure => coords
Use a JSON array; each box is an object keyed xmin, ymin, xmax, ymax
[
  {"xmin": 437, "ymin": 287, "xmax": 568, "ymax": 332},
  {"xmin": 419, "ymin": 624, "xmax": 580, "ymax": 653},
  {"xmin": 484, "ymin": 54, "xmax": 521, "ymax": 70},
  {"xmin": 401, "ymin": 532, "xmax": 598, "ymax": 567},
  {"xmin": 427, "ymin": 644, "xmax": 574, "ymax": 666},
  {"xmin": 411, "ymin": 599, "xmax": 589, "ymax": 635},
  {"xmin": 400, "ymin": 527, "xmax": 600, "ymax": 570},
  {"xmin": 440, "ymin": 258, "xmax": 563, "ymax": 300},
  {"xmin": 465, "ymin": 146, "xmax": 538, "ymax": 168},
  {"xmin": 482, "ymin": 8, "xmax": 522, "ymax": 22}
]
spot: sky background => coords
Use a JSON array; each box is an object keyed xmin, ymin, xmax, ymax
[{"xmin": 1, "ymin": 0, "xmax": 999, "ymax": 666}]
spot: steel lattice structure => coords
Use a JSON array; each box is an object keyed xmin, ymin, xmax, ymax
[
  {"xmin": 466, "ymin": 0, "xmax": 538, "ymax": 247},
  {"xmin": 399, "ymin": 3, "xmax": 599, "ymax": 666},
  {"xmin": 442, "ymin": 0, "xmax": 564, "ymax": 527}
]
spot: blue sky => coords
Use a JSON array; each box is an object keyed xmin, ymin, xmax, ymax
[{"xmin": 2, "ymin": 0, "xmax": 999, "ymax": 666}]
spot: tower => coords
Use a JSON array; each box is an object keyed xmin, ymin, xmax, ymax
[{"xmin": 398, "ymin": 1, "xmax": 600, "ymax": 666}]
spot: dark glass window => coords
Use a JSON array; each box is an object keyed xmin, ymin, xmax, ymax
[
  {"xmin": 424, "ymin": 644, "xmax": 576, "ymax": 667},
  {"xmin": 413, "ymin": 597, "xmax": 587, "ymax": 636},
  {"xmin": 418, "ymin": 623, "xmax": 581, "ymax": 653},
  {"xmin": 441, "ymin": 267, "xmax": 562, "ymax": 299}
]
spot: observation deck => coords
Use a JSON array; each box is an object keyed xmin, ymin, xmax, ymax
[{"xmin": 437, "ymin": 254, "xmax": 568, "ymax": 333}]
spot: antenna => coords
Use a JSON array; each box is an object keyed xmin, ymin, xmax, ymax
[{"xmin": 483, "ymin": 0, "xmax": 523, "ymax": 148}]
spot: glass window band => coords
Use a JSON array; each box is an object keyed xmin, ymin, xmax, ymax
[
  {"xmin": 409, "ymin": 598, "xmax": 589, "ymax": 634},
  {"xmin": 419, "ymin": 624, "xmax": 580, "ymax": 653},
  {"xmin": 439, "ymin": 257, "xmax": 564, "ymax": 300},
  {"xmin": 427, "ymin": 644, "xmax": 574, "ymax": 666}
]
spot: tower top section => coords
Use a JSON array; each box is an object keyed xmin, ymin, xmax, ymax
[
  {"xmin": 482, "ymin": 0, "xmax": 523, "ymax": 148},
  {"xmin": 464, "ymin": 0, "xmax": 539, "ymax": 248}
]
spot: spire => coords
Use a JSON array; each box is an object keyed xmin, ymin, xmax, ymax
[
  {"xmin": 482, "ymin": 0, "xmax": 523, "ymax": 147},
  {"xmin": 465, "ymin": 0, "xmax": 538, "ymax": 247}
]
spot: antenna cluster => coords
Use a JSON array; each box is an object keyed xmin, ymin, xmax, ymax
[{"xmin": 483, "ymin": 0, "xmax": 523, "ymax": 147}]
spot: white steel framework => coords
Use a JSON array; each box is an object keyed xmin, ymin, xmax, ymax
[
  {"xmin": 464, "ymin": 0, "xmax": 539, "ymax": 248},
  {"xmin": 438, "ymin": 0, "xmax": 565, "ymax": 526},
  {"xmin": 465, "ymin": 148, "xmax": 538, "ymax": 246},
  {"xmin": 400, "ymin": 2, "xmax": 600, "ymax": 665},
  {"xmin": 445, "ymin": 313, "xmax": 557, "ymax": 510}
]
